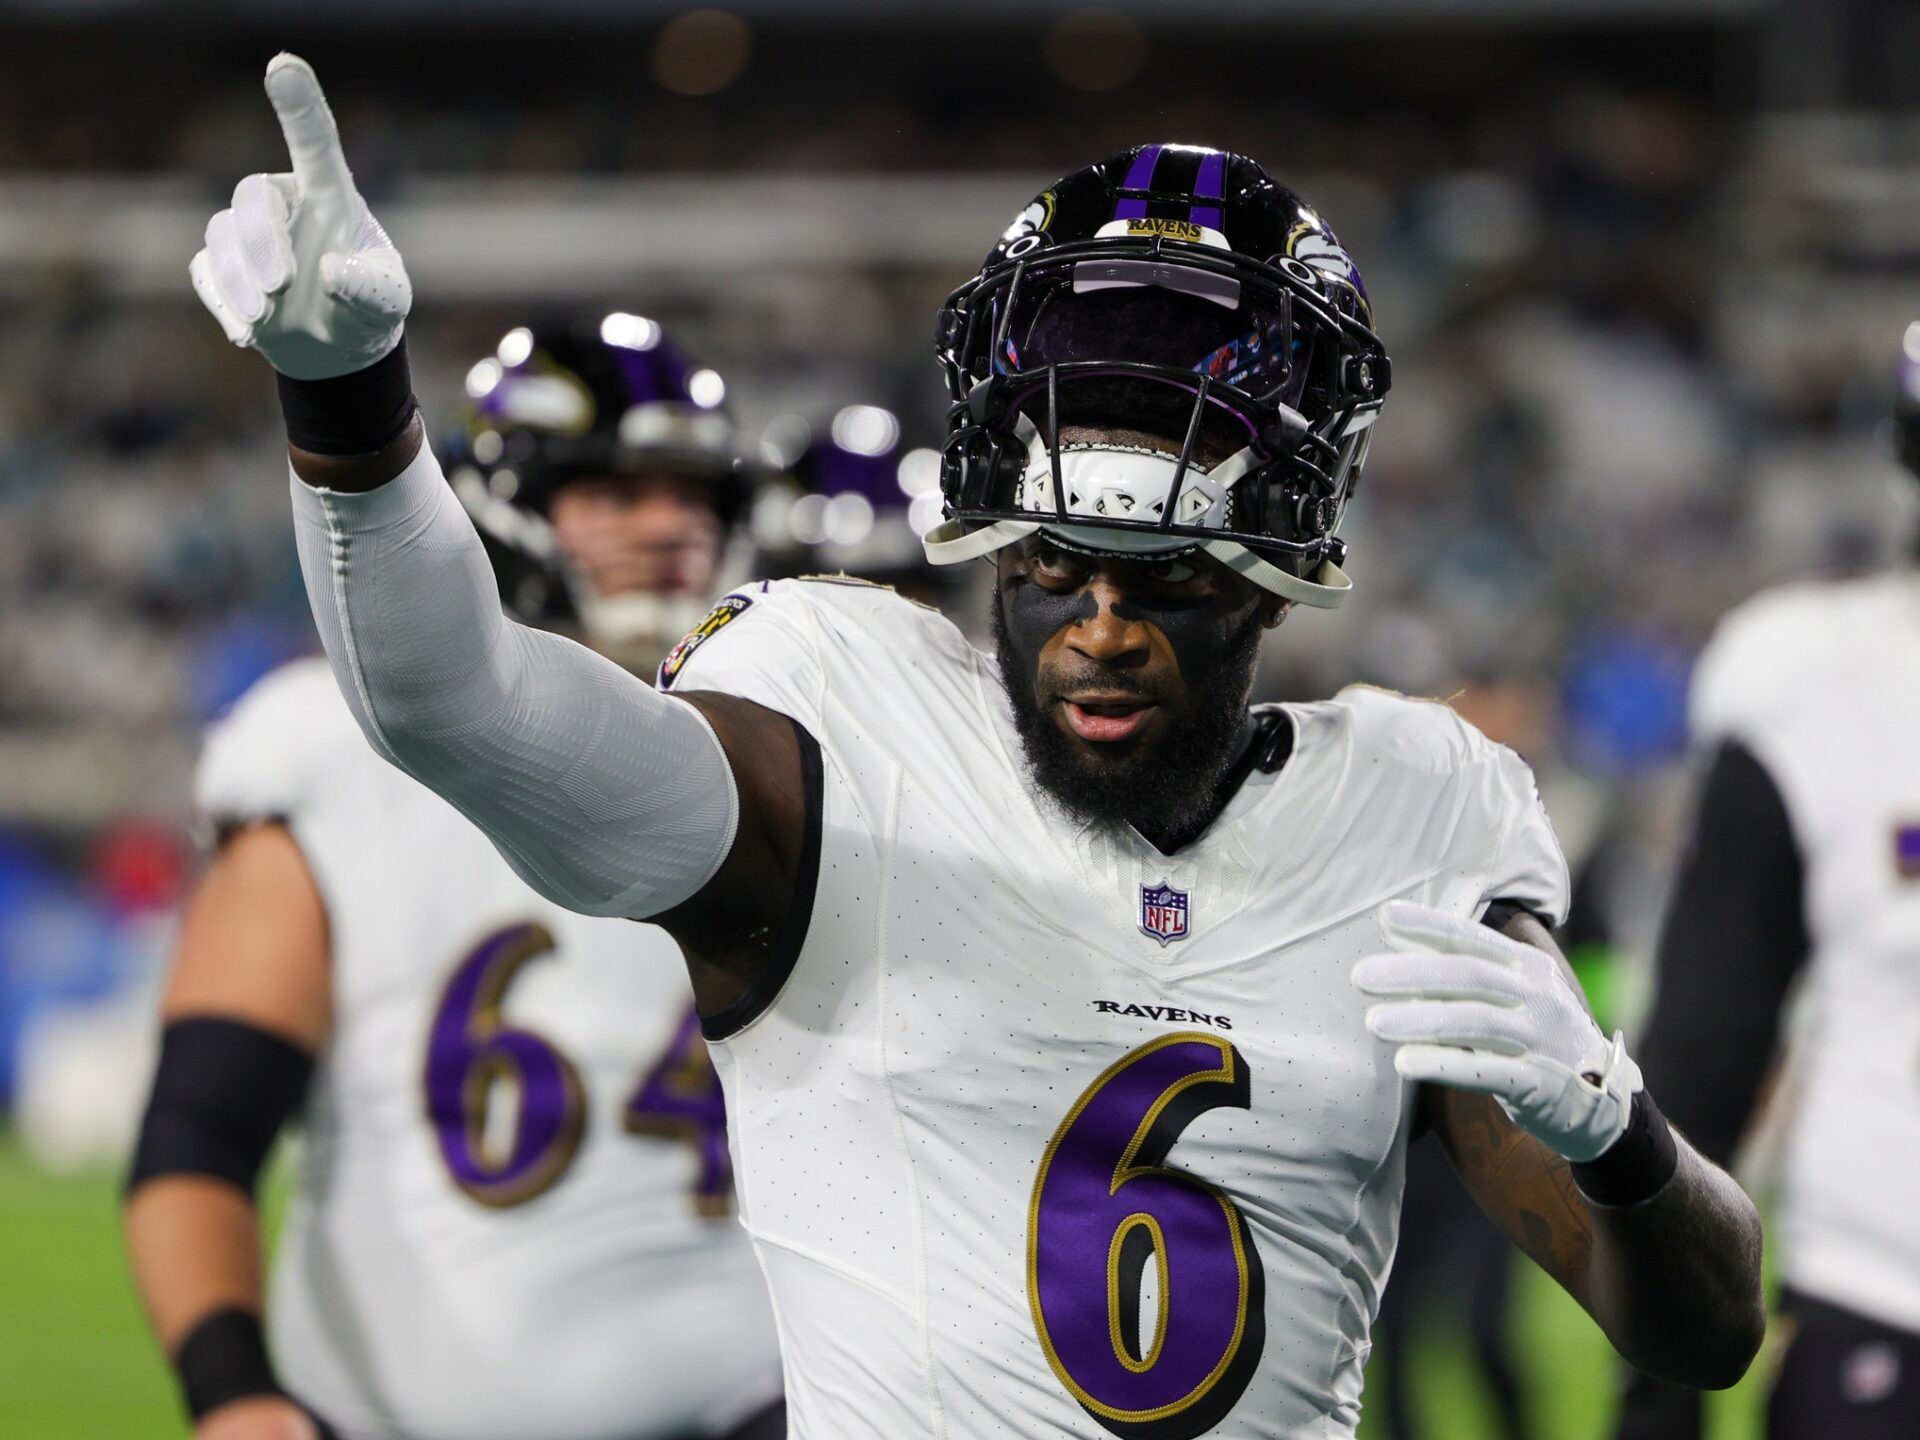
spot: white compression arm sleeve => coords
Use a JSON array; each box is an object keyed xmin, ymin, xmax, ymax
[{"xmin": 289, "ymin": 442, "xmax": 739, "ymax": 917}]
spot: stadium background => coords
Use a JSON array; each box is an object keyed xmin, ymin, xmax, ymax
[{"xmin": 0, "ymin": 0, "xmax": 1913, "ymax": 1433}]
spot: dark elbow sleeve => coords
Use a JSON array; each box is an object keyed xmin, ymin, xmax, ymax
[
  {"xmin": 1638, "ymin": 740, "xmax": 1809, "ymax": 1168},
  {"xmin": 126, "ymin": 1017, "xmax": 315, "ymax": 1199}
]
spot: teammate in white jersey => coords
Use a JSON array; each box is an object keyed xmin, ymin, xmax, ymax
[
  {"xmin": 122, "ymin": 317, "xmax": 783, "ymax": 1440},
  {"xmin": 1614, "ymin": 338, "xmax": 1920, "ymax": 1440},
  {"xmin": 191, "ymin": 56, "xmax": 1765, "ymax": 1437}
]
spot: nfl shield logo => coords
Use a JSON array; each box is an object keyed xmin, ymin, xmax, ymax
[{"xmin": 1139, "ymin": 880, "xmax": 1190, "ymax": 946}]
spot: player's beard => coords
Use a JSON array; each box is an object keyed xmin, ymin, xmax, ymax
[{"xmin": 991, "ymin": 598, "xmax": 1264, "ymax": 847}]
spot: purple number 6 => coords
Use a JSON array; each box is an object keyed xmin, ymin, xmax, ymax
[
  {"xmin": 424, "ymin": 923, "xmax": 586, "ymax": 1208},
  {"xmin": 1028, "ymin": 1032, "xmax": 1264, "ymax": 1438}
]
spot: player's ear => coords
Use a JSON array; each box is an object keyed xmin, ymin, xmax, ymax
[{"xmin": 1260, "ymin": 595, "xmax": 1292, "ymax": 629}]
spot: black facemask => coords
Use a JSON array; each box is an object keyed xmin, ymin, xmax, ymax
[{"xmin": 990, "ymin": 576, "xmax": 1266, "ymax": 851}]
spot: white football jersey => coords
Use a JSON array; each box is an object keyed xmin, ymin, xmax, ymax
[
  {"xmin": 194, "ymin": 659, "xmax": 782, "ymax": 1440},
  {"xmin": 663, "ymin": 578, "xmax": 1568, "ymax": 1440},
  {"xmin": 1692, "ymin": 572, "xmax": 1920, "ymax": 1334}
]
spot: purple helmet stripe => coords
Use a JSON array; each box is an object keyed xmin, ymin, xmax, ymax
[
  {"xmin": 1189, "ymin": 150, "xmax": 1226, "ymax": 229},
  {"xmin": 1111, "ymin": 144, "xmax": 1164, "ymax": 221},
  {"xmin": 612, "ymin": 345, "xmax": 694, "ymax": 407}
]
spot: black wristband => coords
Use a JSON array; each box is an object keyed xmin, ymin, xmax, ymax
[
  {"xmin": 276, "ymin": 338, "xmax": 416, "ymax": 456},
  {"xmin": 1571, "ymin": 1089, "xmax": 1679, "ymax": 1208},
  {"xmin": 174, "ymin": 1308, "xmax": 282, "ymax": 1420}
]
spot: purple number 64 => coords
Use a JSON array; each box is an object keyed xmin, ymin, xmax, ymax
[
  {"xmin": 425, "ymin": 923, "xmax": 732, "ymax": 1213},
  {"xmin": 1028, "ymin": 1032, "xmax": 1265, "ymax": 1438}
]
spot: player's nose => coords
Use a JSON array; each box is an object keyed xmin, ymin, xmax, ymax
[{"xmin": 1064, "ymin": 574, "xmax": 1152, "ymax": 665}]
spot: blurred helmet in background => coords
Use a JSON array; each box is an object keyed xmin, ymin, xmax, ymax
[
  {"xmin": 762, "ymin": 405, "xmax": 964, "ymax": 608},
  {"xmin": 928, "ymin": 143, "xmax": 1391, "ymax": 608},
  {"xmin": 443, "ymin": 314, "xmax": 761, "ymax": 666},
  {"xmin": 783, "ymin": 407, "xmax": 925, "ymax": 563}
]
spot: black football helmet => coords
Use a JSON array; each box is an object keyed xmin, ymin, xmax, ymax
[
  {"xmin": 788, "ymin": 406, "xmax": 926, "ymax": 573},
  {"xmin": 442, "ymin": 315, "xmax": 761, "ymax": 656},
  {"xmin": 926, "ymin": 143, "xmax": 1390, "ymax": 607}
]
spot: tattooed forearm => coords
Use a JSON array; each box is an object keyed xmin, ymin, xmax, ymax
[
  {"xmin": 1516, "ymin": 1158, "xmax": 1591, "ymax": 1296},
  {"xmin": 1419, "ymin": 910, "xmax": 1766, "ymax": 1389},
  {"xmin": 1427, "ymin": 1085, "xmax": 1762, "ymax": 1387},
  {"xmin": 1426, "ymin": 1088, "xmax": 1593, "ymax": 1304}
]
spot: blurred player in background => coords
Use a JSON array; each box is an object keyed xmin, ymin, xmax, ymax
[
  {"xmin": 781, "ymin": 403, "xmax": 971, "ymax": 611},
  {"xmin": 121, "ymin": 318, "xmax": 784, "ymax": 1440},
  {"xmin": 190, "ymin": 57, "xmax": 1766, "ymax": 1437},
  {"xmin": 1613, "ymin": 328, "xmax": 1920, "ymax": 1440}
]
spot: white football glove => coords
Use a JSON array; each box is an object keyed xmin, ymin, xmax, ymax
[
  {"xmin": 189, "ymin": 54, "xmax": 410, "ymax": 380},
  {"xmin": 1353, "ymin": 900, "xmax": 1641, "ymax": 1163}
]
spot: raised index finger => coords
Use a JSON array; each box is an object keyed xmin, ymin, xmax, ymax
[{"xmin": 264, "ymin": 53, "xmax": 356, "ymax": 200}]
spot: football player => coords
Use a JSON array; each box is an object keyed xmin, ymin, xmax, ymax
[
  {"xmin": 1612, "ymin": 333, "xmax": 1920, "ymax": 1440},
  {"xmin": 786, "ymin": 406, "xmax": 966, "ymax": 609},
  {"xmin": 191, "ymin": 55, "xmax": 1765, "ymax": 1438},
  {"xmin": 121, "ymin": 315, "xmax": 784, "ymax": 1440}
]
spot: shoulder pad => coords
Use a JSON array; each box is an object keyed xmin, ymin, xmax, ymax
[
  {"xmin": 792, "ymin": 572, "xmax": 894, "ymax": 590},
  {"xmin": 659, "ymin": 593, "xmax": 759, "ymax": 691},
  {"xmin": 656, "ymin": 577, "xmax": 923, "ymax": 693},
  {"xmin": 195, "ymin": 658, "xmax": 360, "ymax": 829},
  {"xmin": 1330, "ymin": 684, "xmax": 1483, "ymax": 772},
  {"xmin": 1691, "ymin": 580, "xmax": 1848, "ymax": 742}
]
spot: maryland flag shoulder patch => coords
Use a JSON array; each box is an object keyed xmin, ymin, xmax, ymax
[{"xmin": 658, "ymin": 594, "xmax": 754, "ymax": 690}]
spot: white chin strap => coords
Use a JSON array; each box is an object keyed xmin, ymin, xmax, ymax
[
  {"xmin": 921, "ymin": 430, "xmax": 1352, "ymax": 609},
  {"xmin": 576, "ymin": 591, "xmax": 709, "ymax": 672}
]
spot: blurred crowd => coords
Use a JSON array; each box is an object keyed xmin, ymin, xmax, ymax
[{"xmin": 0, "ymin": 14, "xmax": 1914, "ymax": 1139}]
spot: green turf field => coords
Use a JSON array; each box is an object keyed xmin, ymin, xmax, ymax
[
  {"xmin": 0, "ymin": 1130, "xmax": 1769, "ymax": 1439},
  {"xmin": 0, "ymin": 1132, "xmax": 177, "ymax": 1438}
]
